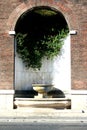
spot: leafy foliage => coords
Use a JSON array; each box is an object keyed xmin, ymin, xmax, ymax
[{"xmin": 16, "ymin": 28, "xmax": 68, "ymax": 70}]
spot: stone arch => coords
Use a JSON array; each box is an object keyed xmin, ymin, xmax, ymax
[
  {"xmin": 7, "ymin": 0, "xmax": 77, "ymax": 96},
  {"xmin": 7, "ymin": 0, "xmax": 77, "ymax": 31}
]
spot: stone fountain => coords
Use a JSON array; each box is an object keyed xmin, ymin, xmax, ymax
[{"xmin": 32, "ymin": 84, "xmax": 53, "ymax": 98}]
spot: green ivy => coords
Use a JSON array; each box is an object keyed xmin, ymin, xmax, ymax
[{"xmin": 16, "ymin": 28, "xmax": 68, "ymax": 70}]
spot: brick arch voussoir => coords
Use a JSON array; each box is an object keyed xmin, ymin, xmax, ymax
[
  {"xmin": 7, "ymin": 0, "xmax": 74, "ymax": 32},
  {"xmin": 7, "ymin": 3, "xmax": 28, "ymax": 31}
]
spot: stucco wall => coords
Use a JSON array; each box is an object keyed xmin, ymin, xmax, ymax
[{"xmin": 15, "ymin": 35, "xmax": 71, "ymax": 93}]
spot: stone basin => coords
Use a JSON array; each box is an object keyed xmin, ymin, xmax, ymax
[{"xmin": 32, "ymin": 84, "xmax": 53, "ymax": 98}]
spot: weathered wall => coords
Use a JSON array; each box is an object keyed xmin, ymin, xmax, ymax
[
  {"xmin": 0, "ymin": 0, "xmax": 87, "ymax": 90},
  {"xmin": 15, "ymin": 35, "xmax": 71, "ymax": 93}
]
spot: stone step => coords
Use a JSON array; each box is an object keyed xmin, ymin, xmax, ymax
[{"xmin": 14, "ymin": 98, "xmax": 71, "ymax": 109}]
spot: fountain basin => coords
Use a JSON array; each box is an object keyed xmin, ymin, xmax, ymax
[{"xmin": 32, "ymin": 84, "xmax": 53, "ymax": 98}]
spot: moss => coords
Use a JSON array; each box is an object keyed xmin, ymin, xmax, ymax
[{"xmin": 34, "ymin": 9, "xmax": 57, "ymax": 16}]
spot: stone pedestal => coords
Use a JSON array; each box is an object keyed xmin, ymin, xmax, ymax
[{"xmin": 0, "ymin": 90, "xmax": 14, "ymax": 110}]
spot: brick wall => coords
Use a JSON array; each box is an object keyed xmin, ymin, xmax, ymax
[
  {"xmin": 0, "ymin": 33, "xmax": 14, "ymax": 89},
  {"xmin": 70, "ymin": 0, "xmax": 87, "ymax": 89},
  {"xmin": 0, "ymin": 0, "xmax": 87, "ymax": 90},
  {"xmin": 0, "ymin": 0, "xmax": 21, "ymax": 89}
]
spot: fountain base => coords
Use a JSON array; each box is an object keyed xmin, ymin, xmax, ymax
[{"xmin": 14, "ymin": 98, "xmax": 71, "ymax": 109}]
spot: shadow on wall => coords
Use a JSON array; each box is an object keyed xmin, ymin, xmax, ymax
[
  {"xmin": 15, "ymin": 90, "xmax": 38, "ymax": 98},
  {"xmin": 47, "ymin": 88, "xmax": 65, "ymax": 98},
  {"xmin": 15, "ymin": 88, "xmax": 65, "ymax": 98}
]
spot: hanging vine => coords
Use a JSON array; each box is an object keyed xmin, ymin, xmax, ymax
[{"xmin": 16, "ymin": 28, "xmax": 68, "ymax": 70}]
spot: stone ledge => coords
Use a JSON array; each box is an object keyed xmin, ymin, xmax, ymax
[
  {"xmin": 15, "ymin": 98, "xmax": 71, "ymax": 101},
  {"xmin": 14, "ymin": 98, "xmax": 71, "ymax": 109},
  {"xmin": 0, "ymin": 90, "xmax": 15, "ymax": 95},
  {"xmin": 71, "ymin": 90, "xmax": 87, "ymax": 95}
]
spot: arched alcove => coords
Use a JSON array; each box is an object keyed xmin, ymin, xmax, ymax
[{"xmin": 14, "ymin": 6, "xmax": 71, "ymax": 97}]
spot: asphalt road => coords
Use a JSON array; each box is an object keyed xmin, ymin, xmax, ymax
[{"xmin": 0, "ymin": 122, "xmax": 87, "ymax": 130}]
